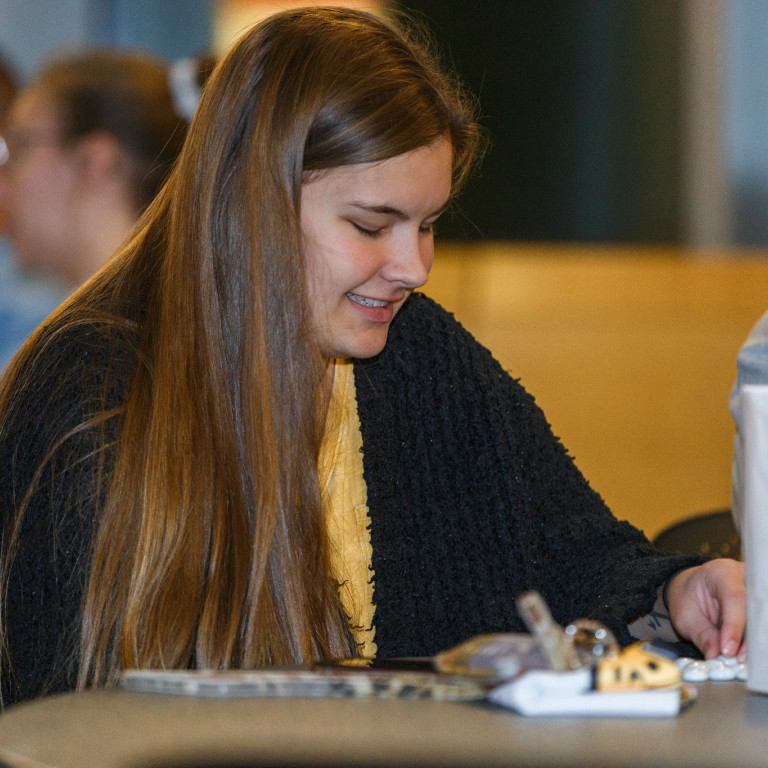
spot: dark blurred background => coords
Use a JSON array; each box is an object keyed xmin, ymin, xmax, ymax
[
  {"xmin": 398, "ymin": 1, "xmax": 683, "ymax": 243},
  {"xmin": 2, "ymin": 0, "xmax": 767, "ymax": 246}
]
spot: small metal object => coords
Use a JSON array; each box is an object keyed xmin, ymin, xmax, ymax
[{"xmin": 564, "ymin": 619, "xmax": 619, "ymax": 666}]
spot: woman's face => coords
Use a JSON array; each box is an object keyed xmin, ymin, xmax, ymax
[
  {"xmin": 0, "ymin": 89, "xmax": 78, "ymax": 276},
  {"xmin": 301, "ymin": 137, "xmax": 453, "ymax": 360}
]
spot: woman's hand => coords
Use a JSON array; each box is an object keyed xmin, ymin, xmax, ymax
[{"xmin": 666, "ymin": 559, "xmax": 746, "ymax": 660}]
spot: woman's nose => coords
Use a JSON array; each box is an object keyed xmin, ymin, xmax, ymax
[{"xmin": 383, "ymin": 233, "xmax": 433, "ymax": 288}]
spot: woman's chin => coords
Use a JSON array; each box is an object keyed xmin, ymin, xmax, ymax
[{"xmin": 324, "ymin": 330, "xmax": 390, "ymax": 361}]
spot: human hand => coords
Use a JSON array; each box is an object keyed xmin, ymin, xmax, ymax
[{"xmin": 666, "ymin": 559, "xmax": 746, "ymax": 660}]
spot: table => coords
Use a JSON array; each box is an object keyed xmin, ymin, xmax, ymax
[{"xmin": 0, "ymin": 682, "xmax": 764, "ymax": 768}]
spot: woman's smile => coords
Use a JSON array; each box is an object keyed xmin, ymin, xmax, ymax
[{"xmin": 346, "ymin": 292, "xmax": 389, "ymax": 309}]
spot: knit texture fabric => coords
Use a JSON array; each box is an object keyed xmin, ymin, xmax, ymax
[
  {"xmin": 0, "ymin": 293, "xmax": 704, "ymax": 705},
  {"xmin": 354, "ymin": 294, "xmax": 705, "ymax": 656},
  {"xmin": 0, "ymin": 322, "xmax": 133, "ymax": 705}
]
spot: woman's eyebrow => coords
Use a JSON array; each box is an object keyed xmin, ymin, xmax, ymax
[{"xmin": 350, "ymin": 199, "xmax": 451, "ymax": 219}]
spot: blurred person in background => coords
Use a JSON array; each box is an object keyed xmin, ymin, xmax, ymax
[
  {"xmin": 0, "ymin": 53, "xmax": 67, "ymax": 371},
  {"xmin": 0, "ymin": 50, "xmax": 190, "ymax": 294}
]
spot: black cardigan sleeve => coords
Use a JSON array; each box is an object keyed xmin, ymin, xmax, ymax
[
  {"xmin": 0, "ymin": 324, "xmax": 134, "ymax": 706},
  {"xmin": 354, "ymin": 293, "xmax": 706, "ymax": 657}
]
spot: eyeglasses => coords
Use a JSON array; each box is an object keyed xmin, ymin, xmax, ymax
[{"xmin": 0, "ymin": 131, "xmax": 70, "ymax": 167}]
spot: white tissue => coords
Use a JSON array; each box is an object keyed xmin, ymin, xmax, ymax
[{"xmin": 487, "ymin": 669, "xmax": 682, "ymax": 717}]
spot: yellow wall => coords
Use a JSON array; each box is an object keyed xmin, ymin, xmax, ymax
[
  {"xmin": 213, "ymin": 1, "xmax": 385, "ymax": 52},
  {"xmin": 424, "ymin": 243, "xmax": 768, "ymax": 539}
]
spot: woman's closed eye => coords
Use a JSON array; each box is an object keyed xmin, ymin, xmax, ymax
[
  {"xmin": 350, "ymin": 220, "xmax": 438, "ymax": 238},
  {"xmin": 351, "ymin": 221, "xmax": 383, "ymax": 238}
]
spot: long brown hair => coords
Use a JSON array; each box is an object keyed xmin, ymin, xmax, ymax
[{"xmin": 0, "ymin": 7, "xmax": 482, "ymax": 689}]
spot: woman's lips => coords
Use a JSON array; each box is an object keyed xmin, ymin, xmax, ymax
[
  {"xmin": 346, "ymin": 292, "xmax": 395, "ymax": 322},
  {"xmin": 346, "ymin": 292, "xmax": 388, "ymax": 308}
]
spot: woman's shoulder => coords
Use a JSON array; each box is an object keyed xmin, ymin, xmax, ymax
[
  {"xmin": 391, "ymin": 291, "xmax": 459, "ymax": 329},
  {"xmin": 378, "ymin": 292, "xmax": 507, "ymax": 375},
  {"xmin": 356, "ymin": 292, "xmax": 536, "ymax": 418},
  {"xmin": 383, "ymin": 292, "xmax": 476, "ymax": 352},
  {"xmin": 1, "ymin": 315, "xmax": 139, "ymax": 438},
  {"xmin": 34, "ymin": 315, "xmax": 133, "ymax": 374}
]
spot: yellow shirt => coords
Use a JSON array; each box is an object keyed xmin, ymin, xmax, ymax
[{"xmin": 319, "ymin": 359, "xmax": 377, "ymax": 657}]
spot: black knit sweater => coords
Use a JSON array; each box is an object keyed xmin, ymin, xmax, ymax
[{"xmin": 0, "ymin": 293, "xmax": 702, "ymax": 705}]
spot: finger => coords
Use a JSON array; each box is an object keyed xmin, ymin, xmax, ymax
[
  {"xmin": 719, "ymin": 621, "xmax": 745, "ymax": 658},
  {"xmin": 691, "ymin": 624, "xmax": 723, "ymax": 660},
  {"xmin": 715, "ymin": 574, "xmax": 746, "ymax": 658}
]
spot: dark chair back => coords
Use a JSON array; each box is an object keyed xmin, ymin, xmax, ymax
[{"xmin": 652, "ymin": 509, "xmax": 741, "ymax": 560}]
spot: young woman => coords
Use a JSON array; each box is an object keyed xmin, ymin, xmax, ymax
[{"xmin": 0, "ymin": 7, "xmax": 744, "ymax": 707}]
